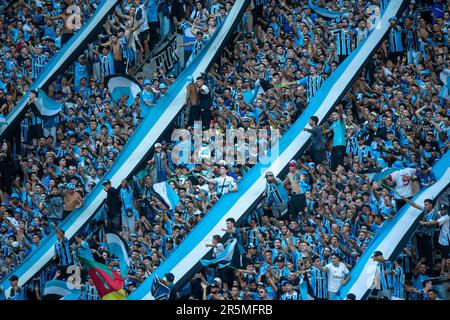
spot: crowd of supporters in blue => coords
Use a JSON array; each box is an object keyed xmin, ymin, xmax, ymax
[{"xmin": 0, "ymin": 0, "xmax": 449, "ymax": 301}]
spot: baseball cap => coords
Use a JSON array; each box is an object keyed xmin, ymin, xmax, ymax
[
  {"xmin": 143, "ymin": 79, "xmax": 151, "ymax": 86},
  {"xmin": 102, "ymin": 179, "xmax": 111, "ymax": 185},
  {"xmin": 242, "ymin": 116, "xmax": 250, "ymax": 122},
  {"xmin": 372, "ymin": 251, "xmax": 383, "ymax": 258},
  {"xmin": 155, "ymin": 143, "xmax": 162, "ymax": 148},
  {"xmin": 288, "ymin": 160, "xmax": 297, "ymax": 167},
  {"xmin": 265, "ymin": 171, "xmax": 274, "ymax": 177},
  {"xmin": 439, "ymin": 204, "xmax": 449, "ymax": 211},
  {"xmin": 164, "ymin": 273, "xmax": 175, "ymax": 282},
  {"xmin": 276, "ymin": 255, "xmax": 285, "ymax": 262},
  {"xmin": 159, "ymin": 83, "xmax": 167, "ymax": 90}
]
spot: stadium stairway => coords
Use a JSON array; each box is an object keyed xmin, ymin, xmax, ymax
[
  {"xmin": 339, "ymin": 150, "xmax": 450, "ymax": 300},
  {"xmin": 128, "ymin": 0, "xmax": 408, "ymax": 300},
  {"xmin": 0, "ymin": 0, "xmax": 119, "ymax": 141},
  {"xmin": 0, "ymin": 0, "xmax": 251, "ymax": 298}
]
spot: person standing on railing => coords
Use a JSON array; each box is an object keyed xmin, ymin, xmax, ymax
[
  {"xmin": 185, "ymin": 75, "xmax": 200, "ymax": 127},
  {"xmin": 147, "ymin": 0, "xmax": 160, "ymax": 51},
  {"xmin": 102, "ymin": 179, "xmax": 122, "ymax": 232}
]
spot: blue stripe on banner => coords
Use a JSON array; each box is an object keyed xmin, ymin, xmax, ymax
[
  {"xmin": 0, "ymin": 0, "xmax": 252, "ymax": 297},
  {"xmin": 339, "ymin": 150, "xmax": 450, "ymax": 299},
  {"xmin": 128, "ymin": 0, "xmax": 408, "ymax": 300}
]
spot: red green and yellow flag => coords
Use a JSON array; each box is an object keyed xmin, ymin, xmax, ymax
[{"xmin": 77, "ymin": 255, "xmax": 126, "ymax": 300}]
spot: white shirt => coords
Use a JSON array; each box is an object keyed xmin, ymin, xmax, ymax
[
  {"xmin": 437, "ymin": 214, "xmax": 450, "ymax": 246},
  {"xmin": 390, "ymin": 168, "xmax": 417, "ymax": 198},
  {"xmin": 325, "ymin": 262, "xmax": 349, "ymax": 293},
  {"xmin": 214, "ymin": 176, "xmax": 236, "ymax": 194}
]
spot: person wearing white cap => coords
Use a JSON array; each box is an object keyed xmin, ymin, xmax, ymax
[
  {"xmin": 148, "ymin": 143, "xmax": 169, "ymax": 183},
  {"xmin": 141, "ymin": 79, "xmax": 156, "ymax": 118}
]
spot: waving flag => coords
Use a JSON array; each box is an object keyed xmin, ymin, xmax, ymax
[
  {"xmin": 152, "ymin": 181, "xmax": 180, "ymax": 210},
  {"xmin": 30, "ymin": 89, "xmax": 64, "ymax": 118},
  {"xmin": 371, "ymin": 167, "xmax": 400, "ymax": 181},
  {"xmin": 200, "ymin": 238, "xmax": 237, "ymax": 269},
  {"xmin": 105, "ymin": 229, "xmax": 130, "ymax": 277},
  {"xmin": 151, "ymin": 275, "xmax": 171, "ymax": 300},
  {"xmin": 43, "ymin": 280, "xmax": 81, "ymax": 300},
  {"xmin": 77, "ymin": 255, "xmax": 126, "ymax": 300},
  {"xmin": 308, "ymin": 0, "xmax": 350, "ymax": 20},
  {"xmin": 106, "ymin": 74, "xmax": 142, "ymax": 107}
]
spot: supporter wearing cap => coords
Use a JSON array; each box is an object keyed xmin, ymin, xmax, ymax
[
  {"xmin": 102, "ymin": 179, "xmax": 121, "ymax": 231},
  {"xmin": 417, "ymin": 164, "xmax": 436, "ymax": 188},
  {"xmin": 371, "ymin": 251, "xmax": 393, "ymax": 299},
  {"xmin": 8, "ymin": 275, "xmax": 24, "ymax": 300},
  {"xmin": 148, "ymin": 142, "xmax": 168, "ymax": 183}
]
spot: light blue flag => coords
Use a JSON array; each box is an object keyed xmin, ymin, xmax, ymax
[
  {"xmin": 44, "ymin": 280, "xmax": 81, "ymax": 299},
  {"xmin": 105, "ymin": 231, "xmax": 130, "ymax": 277},
  {"xmin": 200, "ymin": 239, "xmax": 237, "ymax": 269},
  {"xmin": 106, "ymin": 75, "xmax": 142, "ymax": 107},
  {"xmin": 152, "ymin": 181, "xmax": 180, "ymax": 210},
  {"xmin": 308, "ymin": 0, "xmax": 350, "ymax": 19},
  {"xmin": 31, "ymin": 89, "xmax": 64, "ymax": 118}
]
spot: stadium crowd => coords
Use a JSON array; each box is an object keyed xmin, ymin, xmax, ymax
[
  {"xmin": 0, "ymin": 0, "xmax": 235, "ymax": 297},
  {"xmin": 1, "ymin": 0, "xmax": 449, "ymax": 301}
]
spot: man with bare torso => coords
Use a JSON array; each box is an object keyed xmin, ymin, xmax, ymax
[
  {"xmin": 103, "ymin": 34, "xmax": 125, "ymax": 74},
  {"xmin": 186, "ymin": 76, "xmax": 200, "ymax": 127},
  {"xmin": 45, "ymin": 2, "xmax": 79, "ymax": 46}
]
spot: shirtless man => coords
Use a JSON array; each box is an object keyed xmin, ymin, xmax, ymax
[
  {"xmin": 45, "ymin": 2, "xmax": 80, "ymax": 46},
  {"xmin": 185, "ymin": 76, "xmax": 200, "ymax": 127},
  {"xmin": 63, "ymin": 183, "xmax": 84, "ymax": 219},
  {"xmin": 102, "ymin": 34, "xmax": 125, "ymax": 74},
  {"xmin": 283, "ymin": 160, "xmax": 306, "ymax": 218}
]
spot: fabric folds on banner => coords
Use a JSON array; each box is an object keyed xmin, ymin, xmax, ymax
[
  {"xmin": 200, "ymin": 238, "xmax": 237, "ymax": 269},
  {"xmin": 106, "ymin": 74, "xmax": 142, "ymax": 107},
  {"xmin": 308, "ymin": 0, "xmax": 350, "ymax": 19},
  {"xmin": 31, "ymin": 89, "xmax": 64, "ymax": 118},
  {"xmin": 152, "ymin": 181, "xmax": 180, "ymax": 210},
  {"xmin": 151, "ymin": 275, "xmax": 171, "ymax": 300},
  {"xmin": 43, "ymin": 280, "xmax": 81, "ymax": 299},
  {"xmin": 105, "ymin": 230, "xmax": 130, "ymax": 278},
  {"xmin": 77, "ymin": 255, "xmax": 126, "ymax": 300}
]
